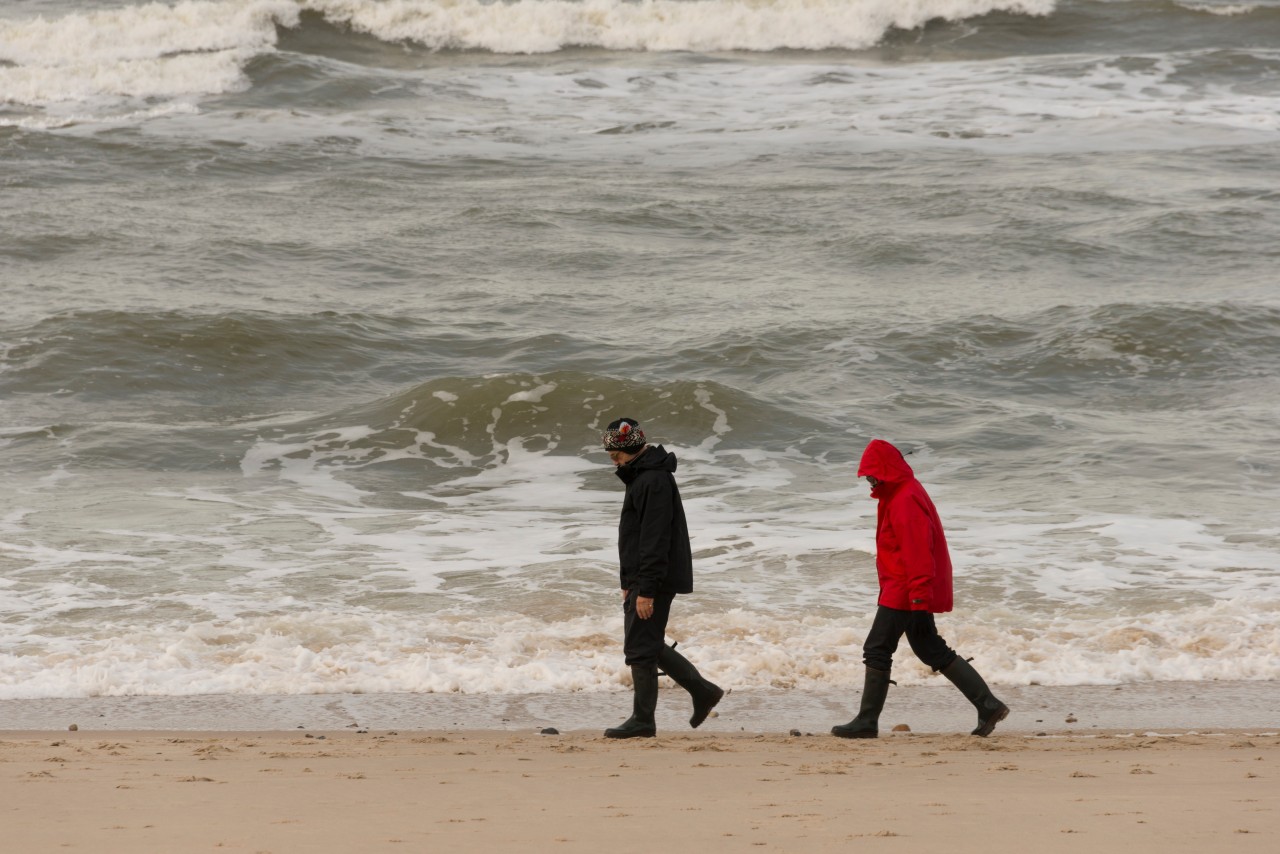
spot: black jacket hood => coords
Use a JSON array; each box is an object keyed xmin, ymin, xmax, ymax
[{"xmin": 615, "ymin": 445, "xmax": 677, "ymax": 484}]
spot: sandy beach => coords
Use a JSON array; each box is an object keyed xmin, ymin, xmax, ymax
[{"xmin": 3, "ymin": 723, "xmax": 1276, "ymax": 853}]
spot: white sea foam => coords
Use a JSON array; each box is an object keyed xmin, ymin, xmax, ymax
[
  {"xmin": 304, "ymin": 0, "xmax": 1056, "ymax": 53},
  {"xmin": 0, "ymin": 1, "xmax": 295, "ymax": 66},
  {"xmin": 1178, "ymin": 2, "xmax": 1261, "ymax": 14},
  {"xmin": 0, "ymin": 597, "xmax": 1276, "ymax": 699},
  {"xmin": 0, "ymin": 102, "xmax": 200, "ymax": 131},
  {"xmin": 0, "ymin": 0, "xmax": 298, "ymax": 107},
  {"xmin": 3, "ymin": 411, "xmax": 1277, "ymax": 699},
  {"xmin": 0, "ymin": 49, "xmax": 257, "ymax": 107}
]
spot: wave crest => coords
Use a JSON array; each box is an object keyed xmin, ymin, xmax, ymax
[{"xmin": 305, "ymin": 0, "xmax": 1057, "ymax": 54}]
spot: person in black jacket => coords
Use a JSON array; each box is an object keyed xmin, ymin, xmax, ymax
[{"xmin": 601, "ymin": 417, "xmax": 724, "ymax": 739}]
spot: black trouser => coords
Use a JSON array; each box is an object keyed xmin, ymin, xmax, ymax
[
  {"xmin": 862, "ymin": 604, "xmax": 958, "ymax": 674},
  {"xmin": 622, "ymin": 590, "xmax": 675, "ymax": 666}
]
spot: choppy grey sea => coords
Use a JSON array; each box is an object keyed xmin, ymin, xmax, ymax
[{"xmin": 2, "ymin": 0, "xmax": 1278, "ymax": 728}]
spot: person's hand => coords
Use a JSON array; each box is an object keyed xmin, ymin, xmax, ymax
[{"xmin": 636, "ymin": 596, "xmax": 654, "ymax": 619}]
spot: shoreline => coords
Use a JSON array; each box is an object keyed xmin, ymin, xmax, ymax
[{"xmin": 3, "ymin": 681, "xmax": 1276, "ymax": 734}]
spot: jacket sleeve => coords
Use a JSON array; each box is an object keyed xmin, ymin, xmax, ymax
[
  {"xmin": 632, "ymin": 472, "xmax": 674, "ymax": 597},
  {"xmin": 891, "ymin": 495, "xmax": 936, "ymax": 611}
]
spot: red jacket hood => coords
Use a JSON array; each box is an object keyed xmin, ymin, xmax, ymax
[{"xmin": 857, "ymin": 439, "xmax": 915, "ymax": 484}]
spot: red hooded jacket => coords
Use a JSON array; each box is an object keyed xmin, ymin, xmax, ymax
[{"xmin": 857, "ymin": 439, "xmax": 954, "ymax": 613}]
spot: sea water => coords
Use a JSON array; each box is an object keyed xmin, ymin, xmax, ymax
[{"xmin": 2, "ymin": 0, "xmax": 1278, "ymax": 711}]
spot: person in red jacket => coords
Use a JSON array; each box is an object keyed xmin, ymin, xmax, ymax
[{"xmin": 832, "ymin": 438, "xmax": 1009, "ymax": 738}]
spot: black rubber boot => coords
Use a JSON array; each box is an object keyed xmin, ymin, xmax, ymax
[
  {"xmin": 604, "ymin": 665, "xmax": 658, "ymax": 739},
  {"xmin": 941, "ymin": 656, "xmax": 1009, "ymax": 737},
  {"xmin": 659, "ymin": 644, "xmax": 724, "ymax": 729},
  {"xmin": 831, "ymin": 667, "xmax": 892, "ymax": 739}
]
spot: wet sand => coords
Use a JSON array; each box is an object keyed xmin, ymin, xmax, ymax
[{"xmin": 2, "ymin": 681, "xmax": 1277, "ymax": 733}]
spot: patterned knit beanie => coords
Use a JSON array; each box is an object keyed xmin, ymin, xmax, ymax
[{"xmin": 602, "ymin": 418, "xmax": 646, "ymax": 452}]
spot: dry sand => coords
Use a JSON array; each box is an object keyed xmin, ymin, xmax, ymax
[{"xmin": 2, "ymin": 727, "xmax": 1275, "ymax": 853}]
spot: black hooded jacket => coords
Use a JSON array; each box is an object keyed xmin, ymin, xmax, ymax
[{"xmin": 614, "ymin": 445, "xmax": 694, "ymax": 597}]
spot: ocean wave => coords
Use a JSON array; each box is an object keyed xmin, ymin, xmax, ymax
[
  {"xmin": 898, "ymin": 302, "xmax": 1280, "ymax": 386},
  {"xmin": 235, "ymin": 370, "xmax": 833, "ymax": 483},
  {"xmin": 0, "ymin": 346, "xmax": 827, "ymax": 471},
  {"xmin": 0, "ymin": 0, "xmax": 1056, "ymax": 67},
  {"xmin": 4, "ymin": 302, "xmax": 1276, "ymax": 413},
  {"xmin": 0, "ymin": 309, "xmax": 434, "ymax": 401},
  {"xmin": 0, "ymin": 0, "xmax": 1058, "ymax": 111},
  {"xmin": 650, "ymin": 302, "xmax": 1280, "ymax": 402},
  {"xmin": 2, "ymin": 302, "xmax": 1276, "ymax": 508}
]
